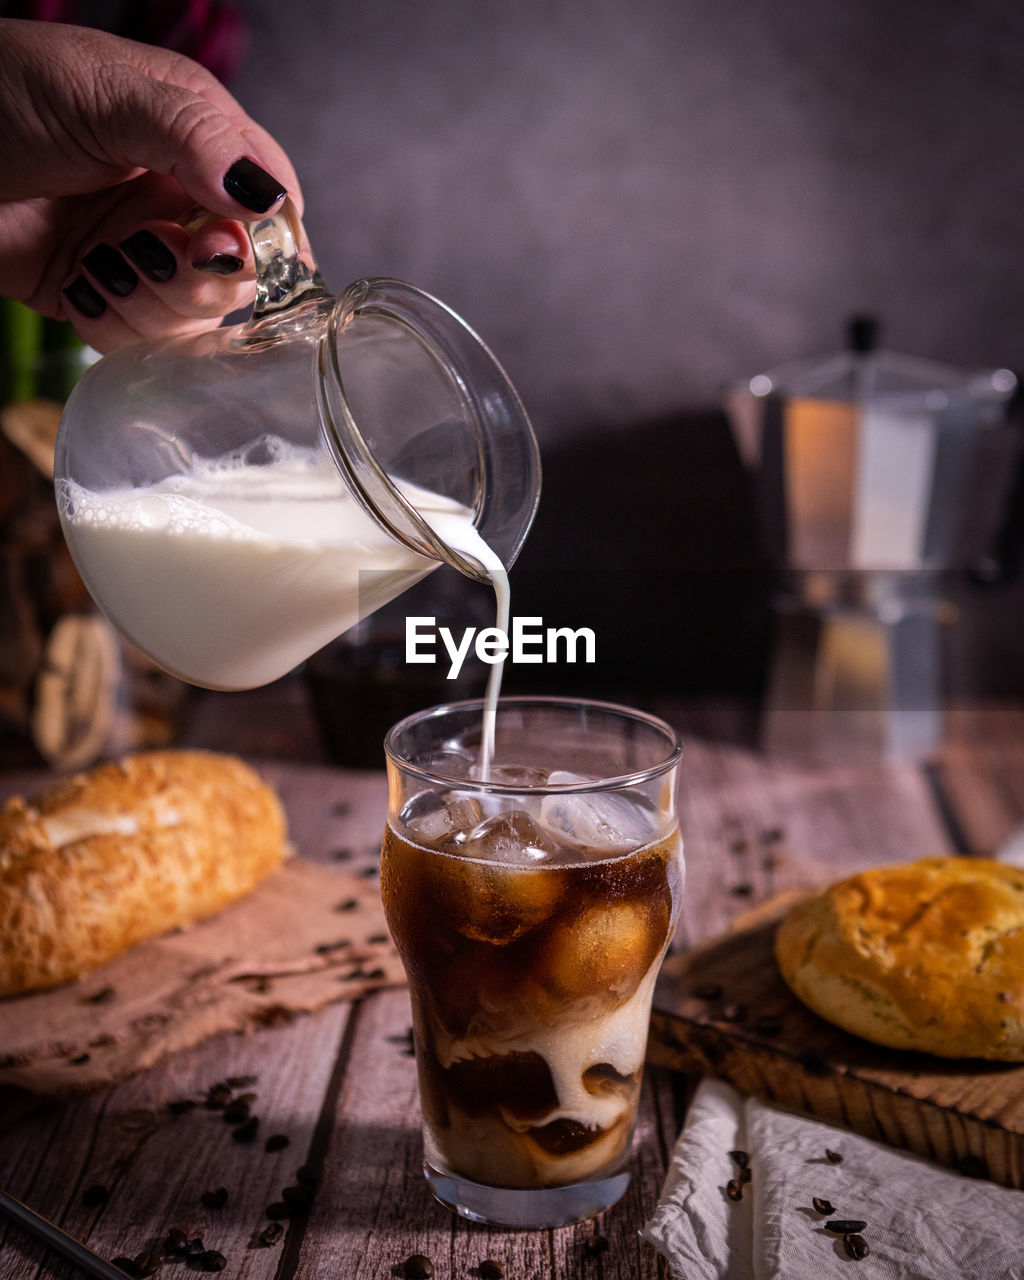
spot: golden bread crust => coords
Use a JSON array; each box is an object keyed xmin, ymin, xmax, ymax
[
  {"xmin": 0, "ymin": 751, "xmax": 288, "ymax": 996},
  {"xmin": 775, "ymin": 856, "xmax": 1024, "ymax": 1061}
]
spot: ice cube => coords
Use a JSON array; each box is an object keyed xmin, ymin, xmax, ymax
[
  {"xmin": 539, "ymin": 773, "xmax": 654, "ymax": 852},
  {"xmin": 406, "ymin": 791, "xmax": 483, "ymax": 846},
  {"xmin": 462, "ymin": 810, "xmax": 558, "ymax": 864},
  {"xmin": 542, "ymin": 899, "xmax": 665, "ymax": 1000}
]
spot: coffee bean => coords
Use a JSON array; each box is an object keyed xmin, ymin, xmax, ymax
[
  {"xmin": 332, "ymin": 848, "xmax": 354, "ymax": 861},
  {"xmin": 265, "ymin": 1202, "xmax": 292, "ymax": 1220},
  {"xmin": 843, "ymin": 1233, "xmax": 870, "ymax": 1261},
  {"xmin": 584, "ymin": 1233, "xmax": 609, "ymax": 1255},
  {"xmin": 258, "ymin": 1222, "xmax": 284, "ymax": 1246},
  {"xmin": 825, "ymin": 1219, "xmax": 867, "ymax": 1234},
  {"xmin": 223, "ymin": 1100, "xmax": 250, "ymax": 1124},
  {"xmin": 335, "ymin": 897, "xmax": 358, "ymax": 910},
  {"xmin": 205, "ymin": 1084, "xmax": 232, "ymax": 1110},
  {"xmin": 739, "ymin": 1166, "xmax": 752, "ymax": 1183},
  {"xmin": 185, "ymin": 1237, "xmax": 205, "ymax": 1258},
  {"xmin": 82, "ymin": 1184, "xmax": 108, "ymax": 1207},
  {"xmin": 201, "ymin": 1186, "xmax": 228, "ymax": 1209},
  {"xmin": 825, "ymin": 1148, "xmax": 844, "ymax": 1164},
  {"xmin": 70, "ymin": 1053, "xmax": 91, "ymax": 1065},
  {"xmin": 727, "ymin": 1149, "xmax": 749, "ymax": 1169},
  {"xmin": 730, "ymin": 882, "xmax": 754, "ymax": 897},
  {"xmin": 760, "ymin": 827, "xmax": 784, "ymax": 844},
  {"xmin": 165, "ymin": 1229, "xmax": 188, "ymax": 1255},
  {"xmin": 692, "ymin": 982, "xmax": 723, "ymax": 1001},
  {"xmin": 402, "ymin": 1254, "xmax": 434, "ymax": 1278},
  {"xmin": 315, "ymin": 939, "xmax": 351, "ymax": 955},
  {"xmin": 201, "ymin": 1250, "xmax": 227, "ymax": 1272},
  {"xmin": 232, "ymin": 1116, "xmax": 260, "ymax": 1143},
  {"xmin": 167, "ymin": 1099, "xmax": 196, "ymax": 1115},
  {"xmin": 85, "ymin": 986, "xmax": 117, "ymax": 1004},
  {"xmin": 364, "ymin": 967, "xmax": 387, "ymax": 980},
  {"xmin": 479, "ymin": 1260, "xmax": 504, "ymax": 1279},
  {"xmin": 812, "ymin": 1197, "xmax": 835, "ymax": 1215},
  {"xmin": 132, "ymin": 1250, "xmax": 162, "ymax": 1278},
  {"xmin": 726, "ymin": 1178, "xmax": 743, "ymax": 1202},
  {"xmin": 227, "ymin": 1074, "xmax": 257, "ymax": 1088},
  {"xmin": 265, "ymin": 1133, "xmax": 290, "ymax": 1152},
  {"xmin": 281, "ymin": 1184, "xmax": 313, "ymax": 1206},
  {"xmin": 296, "ymin": 1165, "xmax": 319, "ymax": 1187}
]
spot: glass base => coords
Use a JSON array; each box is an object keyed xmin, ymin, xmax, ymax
[{"xmin": 424, "ymin": 1159, "xmax": 631, "ymax": 1228}]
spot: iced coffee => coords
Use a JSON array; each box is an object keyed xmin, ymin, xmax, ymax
[{"xmin": 381, "ymin": 698, "xmax": 683, "ymax": 1228}]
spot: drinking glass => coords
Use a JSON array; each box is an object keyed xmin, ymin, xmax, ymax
[{"xmin": 380, "ymin": 697, "xmax": 684, "ymax": 1228}]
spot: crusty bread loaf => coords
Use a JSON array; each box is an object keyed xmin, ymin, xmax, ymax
[
  {"xmin": 0, "ymin": 751, "xmax": 288, "ymax": 996},
  {"xmin": 775, "ymin": 857, "xmax": 1024, "ymax": 1061}
]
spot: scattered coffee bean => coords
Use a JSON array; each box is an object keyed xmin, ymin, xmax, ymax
[
  {"xmin": 729, "ymin": 882, "xmax": 754, "ymax": 897},
  {"xmin": 693, "ymin": 982, "xmax": 723, "ymax": 1001},
  {"xmin": 265, "ymin": 1133, "xmax": 290, "ymax": 1152},
  {"xmin": 82, "ymin": 1184, "xmax": 109, "ymax": 1207},
  {"xmin": 332, "ymin": 847, "xmax": 354, "ymax": 861},
  {"xmin": 584, "ymin": 1232, "xmax": 609, "ymax": 1256},
  {"xmin": 201, "ymin": 1186, "xmax": 228, "ymax": 1209},
  {"xmin": 739, "ymin": 1167, "xmax": 752, "ymax": 1184},
  {"xmin": 752, "ymin": 1014, "xmax": 782, "ymax": 1036},
  {"xmin": 185, "ymin": 1237, "xmax": 206, "ymax": 1258},
  {"xmin": 165, "ymin": 1228, "xmax": 189, "ymax": 1255},
  {"xmin": 403, "ymin": 1254, "xmax": 434, "ymax": 1278},
  {"xmin": 359, "ymin": 865, "xmax": 378, "ymax": 878},
  {"xmin": 132, "ymin": 1250, "xmax": 162, "ymax": 1278},
  {"xmin": 85, "ymin": 986, "xmax": 117, "ymax": 1005},
  {"xmin": 760, "ymin": 827, "xmax": 784, "ymax": 844},
  {"xmin": 258, "ymin": 1221, "xmax": 285, "ymax": 1246},
  {"xmin": 335, "ymin": 897, "xmax": 358, "ymax": 911},
  {"xmin": 201, "ymin": 1249, "xmax": 226, "ymax": 1272},
  {"xmin": 479, "ymin": 1260, "xmax": 504, "ymax": 1279},
  {"xmin": 722, "ymin": 1003, "xmax": 748, "ymax": 1023},
  {"xmin": 227, "ymin": 1074, "xmax": 257, "ymax": 1088},
  {"xmin": 812, "ymin": 1197, "xmax": 835, "ymax": 1215},
  {"xmin": 281, "ymin": 1184, "xmax": 314, "ymax": 1207},
  {"xmin": 729, "ymin": 837, "xmax": 750, "ymax": 854},
  {"xmin": 824, "ymin": 1148, "xmax": 844, "ymax": 1164},
  {"xmin": 726, "ymin": 1178, "xmax": 743, "ymax": 1202},
  {"xmin": 727, "ymin": 1149, "xmax": 749, "ymax": 1169},
  {"xmin": 825, "ymin": 1219, "xmax": 867, "ymax": 1235},
  {"xmin": 296, "ymin": 1165, "xmax": 319, "ymax": 1187},
  {"xmin": 167, "ymin": 1099, "xmax": 196, "ymax": 1115},
  {"xmin": 797, "ymin": 1050, "xmax": 829, "ymax": 1076},
  {"xmin": 205, "ymin": 1084, "xmax": 232, "ymax": 1110},
  {"xmin": 843, "ymin": 1233, "xmax": 870, "ymax": 1261},
  {"xmin": 367, "ymin": 933, "xmax": 389, "ymax": 944},
  {"xmin": 223, "ymin": 1099, "xmax": 250, "ymax": 1124},
  {"xmin": 265, "ymin": 1202, "xmax": 293, "ymax": 1220},
  {"xmin": 70, "ymin": 1053, "xmax": 91, "ymax": 1065},
  {"xmin": 315, "ymin": 939, "xmax": 351, "ymax": 955},
  {"xmin": 232, "ymin": 1116, "xmax": 260, "ymax": 1143},
  {"xmin": 364, "ymin": 967, "xmax": 387, "ymax": 980}
]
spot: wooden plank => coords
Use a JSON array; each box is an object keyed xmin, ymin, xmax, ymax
[
  {"xmin": 0, "ymin": 1004, "xmax": 352, "ymax": 1279},
  {"xmin": 650, "ymin": 915, "xmax": 1024, "ymax": 1189}
]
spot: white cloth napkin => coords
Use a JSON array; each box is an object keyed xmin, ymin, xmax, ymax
[{"xmin": 642, "ymin": 1079, "xmax": 1024, "ymax": 1280}]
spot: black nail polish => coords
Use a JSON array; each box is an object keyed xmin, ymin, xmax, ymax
[
  {"xmin": 192, "ymin": 253, "xmax": 244, "ymax": 275},
  {"xmin": 120, "ymin": 230, "xmax": 177, "ymax": 283},
  {"xmin": 223, "ymin": 157, "xmax": 287, "ymax": 213},
  {"xmin": 62, "ymin": 276, "xmax": 107, "ymax": 319},
  {"xmin": 81, "ymin": 243, "xmax": 138, "ymax": 297}
]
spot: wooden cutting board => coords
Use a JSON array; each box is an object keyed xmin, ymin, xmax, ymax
[{"xmin": 649, "ymin": 909, "xmax": 1024, "ymax": 1190}]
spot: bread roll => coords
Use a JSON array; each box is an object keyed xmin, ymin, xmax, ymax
[
  {"xmin": 775, "ymin": 856, "xmax": 1024, "ymax": 1061},
  {"xmin": 0, "ymin": 751, "xmax": 288, "ymax": 996}
]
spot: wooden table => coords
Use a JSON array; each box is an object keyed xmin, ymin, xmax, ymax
[{"xmin": 1, "ymin": 689, "xmax": 1022, "ymax": 1280}]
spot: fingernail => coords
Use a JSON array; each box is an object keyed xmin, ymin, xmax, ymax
[
  {"xmin": 192, "ymin": 253, "xmax": 244, "ymax": 275},
  {"xmin": 81, "ymin": 243, "xmax": 138, "ymax": 297},
  {"xmin": 62, "ymin": 277, "xmax": 107, "ymax": 319},
  {"xmin": 223, "ymin": 157, "xmax": 287, "ymax": 213},
  {"xmin": 120, "ymin": 230, "xmax": 177, "ymax": 283}
]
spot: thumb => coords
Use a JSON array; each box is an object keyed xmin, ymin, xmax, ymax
[{"xmin": 93, "ymin": 60, "xmax": 299, "ymax": 218}]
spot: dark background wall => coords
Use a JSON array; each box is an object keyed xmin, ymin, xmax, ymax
[{"xmin": 94, "ymin": 0, "xmax": 1024, "ymax": 699}]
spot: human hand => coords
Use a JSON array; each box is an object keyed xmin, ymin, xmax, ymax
[{"xmin": 0, "ymin": 18, "xmax": 303, "ymax": 351}]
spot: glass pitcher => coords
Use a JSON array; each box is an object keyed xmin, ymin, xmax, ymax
[{"xmin": 53, "ymin": 201, "xmax": 540, "ymax": 691}]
